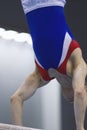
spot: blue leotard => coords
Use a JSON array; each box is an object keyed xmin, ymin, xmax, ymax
[{"xmin": 21, "ymin": 0, "xmax": 80, "ymax": 81}]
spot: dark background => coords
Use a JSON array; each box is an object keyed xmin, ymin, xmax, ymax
[
  {"xmin": 0, "ymin": 0, "xmax": 28, "ymax": 32},
  {"xmin": 0, "ymin": 0, "xmax": 87, "ymax": 130},
  {"xmin": 65, "ymin": 0, "xmax": 87, "ymax": 62}
]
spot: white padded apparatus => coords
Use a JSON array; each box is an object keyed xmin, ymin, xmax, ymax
[{"xmin": 0, "ymin": 123, "xmax": 42, "ymax": 130}]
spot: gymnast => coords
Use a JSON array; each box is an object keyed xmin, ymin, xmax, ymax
[{"xmin": 11, "ymin": 0, "xmax": 87, "ymax": 130}]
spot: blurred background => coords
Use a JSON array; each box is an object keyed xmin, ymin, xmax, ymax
[{"xmin": 0, "ymin": 0, "xmax": 87, "ymax": 130}]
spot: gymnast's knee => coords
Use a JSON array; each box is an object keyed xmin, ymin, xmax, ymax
[
  {"xmin": 10, "ymin": 93, "xmax": 24, "ymax": 105},
  {"xmin": 74, "ymin": 87, "xmax": 86, "ymax": 99}
]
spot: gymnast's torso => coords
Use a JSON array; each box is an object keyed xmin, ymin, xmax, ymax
[
  {"xmin": 21, "ymin": 0, "xmax": 80, "ymax": 81},
  {"xmin": 21, "ymin": 0, "xmax": 66, "ymax": 13}
]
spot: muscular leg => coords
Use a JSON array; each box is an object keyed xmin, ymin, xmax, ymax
[
  {"xmin": 49, "ymin": 48, "xmax": 87, "ymax": 130},
  {"xmin": 10, "ymin": 66, "xmax": 48, "ymax": 126},
  {"xmin": 70, "ymin": 48, "xmax": 87, "ymax": 130}
]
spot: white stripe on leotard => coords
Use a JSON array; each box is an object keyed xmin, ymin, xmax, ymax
[
  {"xmin": 34, "ymin": 53, "xmax": 44, "ymax": 69},
  {"xmin": 58, "ymin": 32, "xmax": 72, "ymax": 67}
]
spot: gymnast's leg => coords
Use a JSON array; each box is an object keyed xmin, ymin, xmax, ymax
[
  {"xmin": 10, "ymin": 66, "xmax": 48, "ymax": 126},
  {"xmin": 70, "ymin": 48, "xmax": 87, "ymax": 130}
]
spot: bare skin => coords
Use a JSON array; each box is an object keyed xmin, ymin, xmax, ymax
[
  {"xmin": 11, "ymin": 48, "xmax": 87, "ymax": 130},
  {"xmin": 10, "ymin": 67, "xmax": 48, "ymax": 125}
]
